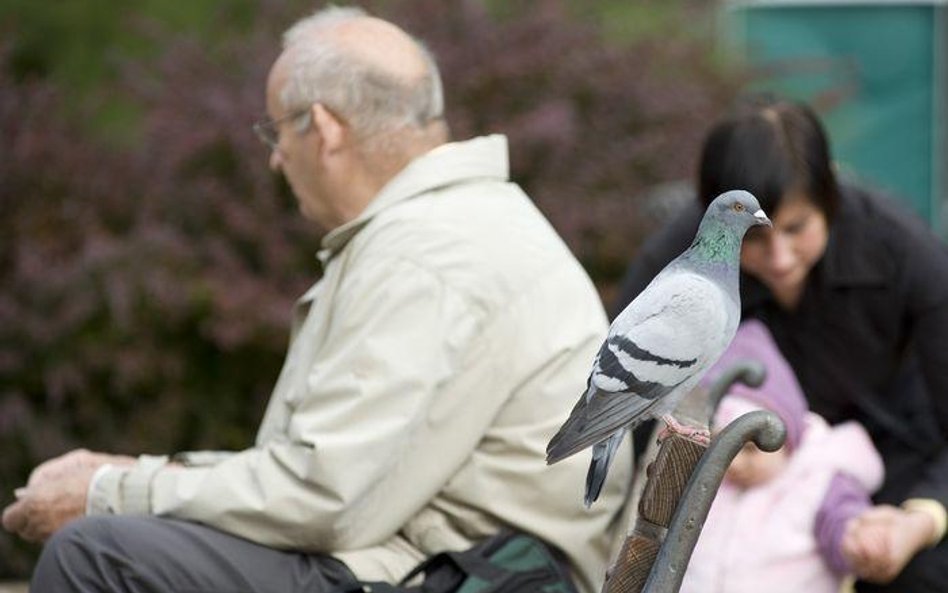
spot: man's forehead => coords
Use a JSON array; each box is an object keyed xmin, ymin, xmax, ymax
[{"xmin": 264, "ymin": 54, "xmax": 292, "ymax": 112}]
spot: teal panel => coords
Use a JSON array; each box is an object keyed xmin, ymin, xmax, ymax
[{"xmin": 728, "ymin": 4, "xmax": 936, "ymax": 225}]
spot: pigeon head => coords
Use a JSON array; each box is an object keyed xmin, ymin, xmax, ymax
[
  {"xmin": 686, "ymin": 190, "xmax": 772, "ymax": 266},
  {"xmin": 706, "ymin": 190, "xmax": 771, "ymax": 231}
]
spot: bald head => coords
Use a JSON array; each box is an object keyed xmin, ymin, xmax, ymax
[
  {"xmin": 276, "ymin": 6, "xmax": 445, "ymax": 149},
  {"xmin": 288, "ymin": 12, "xmax": 428, "ymax": 84}
]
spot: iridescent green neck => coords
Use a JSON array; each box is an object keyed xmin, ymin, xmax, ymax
[{"xmin": 684, "ymin": 217, "xmax": 743, "ymax": 264}]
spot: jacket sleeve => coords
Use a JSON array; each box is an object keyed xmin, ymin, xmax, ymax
[
  {"xmin": 90, "ymin": 254, "xmax": 492, "ymax": 552},
  {"xmin": 901, "ymin": 222, "xmax": 948, "ymax": 507}
]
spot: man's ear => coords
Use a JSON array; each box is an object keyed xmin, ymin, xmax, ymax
[{"xmin": 310, "ymin": 103, "xmax": 346, "ymax": 156}]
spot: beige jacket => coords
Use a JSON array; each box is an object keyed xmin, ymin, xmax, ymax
[{"xmin": 88, "ymin": 135, "xmax": 632, "ymax": 593}]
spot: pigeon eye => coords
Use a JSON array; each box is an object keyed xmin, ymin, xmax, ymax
[{"xmin": 733, "ymin": 202, "xmax": 746, "ymax": 212}]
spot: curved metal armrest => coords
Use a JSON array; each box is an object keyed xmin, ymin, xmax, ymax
[
  {"xmin": 705, "ymin": 359, "xmax": 766, "ymax": 418},
  {"xmin": 642, "ymin": 409, "xmax": 786, "ymax": 593}
]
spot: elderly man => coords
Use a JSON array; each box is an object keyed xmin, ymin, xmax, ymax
[{"xmin": 3, "ymin": 6, "xmax": 631, "ymax": 593}]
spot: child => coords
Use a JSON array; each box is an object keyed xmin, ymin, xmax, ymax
[{"xmin": 680, "ymin": 320, "xmax": 884, "ymax": 593}]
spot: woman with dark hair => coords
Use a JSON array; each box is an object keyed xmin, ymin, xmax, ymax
[{"xmin": 614, "ymin": 95, "xmax": 948, "ymax": 592}]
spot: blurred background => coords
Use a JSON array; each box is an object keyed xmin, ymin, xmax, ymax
[{"xmin": 0, "ymin": 0, "xmax": 945, "ymax": 580}]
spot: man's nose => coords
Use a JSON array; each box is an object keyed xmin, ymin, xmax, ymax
[{"xmin": 269, "ymin": 148, "xmax": 283, "ymax": 172}]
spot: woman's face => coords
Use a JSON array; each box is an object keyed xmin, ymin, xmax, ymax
[{"xmin": 739, "ymin": 193, "xmax": 830, "ymax": 308}]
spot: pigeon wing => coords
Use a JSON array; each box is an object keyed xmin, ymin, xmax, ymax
[{"xmin": 547, "ymin": 272, "xmax": 730, "ymax": 462}]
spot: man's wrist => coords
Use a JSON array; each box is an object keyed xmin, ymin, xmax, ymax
[{"xmin": 902, "ymin": 499, "xmax": 947, "ymax": 547}]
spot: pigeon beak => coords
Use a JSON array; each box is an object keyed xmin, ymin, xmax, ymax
[{"xmin": 752, "ymin": 209, "xmax": 772, "ymax": 227}]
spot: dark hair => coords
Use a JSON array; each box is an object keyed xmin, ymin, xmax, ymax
[{"xmin": 698, "ymin": 95, "xmax": 840, "ymax": 221}]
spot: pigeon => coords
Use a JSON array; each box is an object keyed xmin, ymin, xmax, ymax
[{"xmin": 547, "ymin": 190, "xmax": 771, "ymax": 506}]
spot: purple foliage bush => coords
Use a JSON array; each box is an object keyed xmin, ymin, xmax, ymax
[
  {"xmin": 0, "ymin": 0, "xmax": 737, "ymax": 576},
  {"xmin": 389, "ymin": 1, "xmax": 738, "ymax": 288}
]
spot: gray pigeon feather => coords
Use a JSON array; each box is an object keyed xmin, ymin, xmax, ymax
[{"xmin": 547, "ymin": 190, "xmax": 771, "ymax": 505}]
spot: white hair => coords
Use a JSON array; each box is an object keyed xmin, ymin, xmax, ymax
[{"xmin": 279, "ymin": 6, "xmax": 444, "ymax": 151}]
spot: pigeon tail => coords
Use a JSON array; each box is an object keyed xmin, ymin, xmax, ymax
[
  {"xmin": 547, "ymin": 387, "xmax": 658, "ymax": 464},
  {"xmin": 584, "ymin": 428, "xmax": 625, "ymax": 506}
]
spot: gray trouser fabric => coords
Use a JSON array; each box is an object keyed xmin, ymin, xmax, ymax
[{"xmin": 32, "ymin": 515, "xmax": 357, "ymax": 593}]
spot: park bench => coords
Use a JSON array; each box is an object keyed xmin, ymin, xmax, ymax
[{"xmin": 602, "ymin": 361, "xmax": 787, "ymax": 593}]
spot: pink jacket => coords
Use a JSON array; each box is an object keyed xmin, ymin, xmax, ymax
[{"xmin": 680, "ymin": 415, "xmax": 883, "ymax": 593}]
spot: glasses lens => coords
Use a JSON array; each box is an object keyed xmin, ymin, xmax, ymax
[{"xmin": 253, "ymin": 108, "xmax": 313, "ymax": 149}]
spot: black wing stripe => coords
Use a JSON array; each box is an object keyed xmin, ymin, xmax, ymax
[
  {"xmin": 595, "ymin": 340, "xmax": 672, "ymax": 399},
  {"xmin": 610, "ymin": 335, "xmax": 698, "ymax": 369}
]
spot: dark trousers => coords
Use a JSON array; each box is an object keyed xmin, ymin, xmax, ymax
[
  {"xmin": 856, "ymin": 538, "xmax": 948, "ymax": 593},
  {"xmin": 32, "ymin": 515, "xmax": 356, "ymax": 593}
]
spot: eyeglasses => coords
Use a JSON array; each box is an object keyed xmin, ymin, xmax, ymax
[{"xmin": 252, "ymin": 108, "xmax": 311, "ymax": 151}]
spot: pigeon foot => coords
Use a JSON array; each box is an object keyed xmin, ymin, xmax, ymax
[{"xmin": 656, "ymin": 414, "xmax": 710, "ymax": 446}]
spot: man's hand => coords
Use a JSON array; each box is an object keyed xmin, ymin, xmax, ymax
[
  {"xmin": 2, "ymin": 449, "xmax": 135, "ymax": 542},
  {"xmin": 842, "ymin": 504, "xmax": 935, "ymax": 584}
]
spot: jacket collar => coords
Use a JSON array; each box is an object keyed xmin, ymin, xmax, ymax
[{"xmin": 316, "ymin": 134, "xmax": 510, "ymax": 264}]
